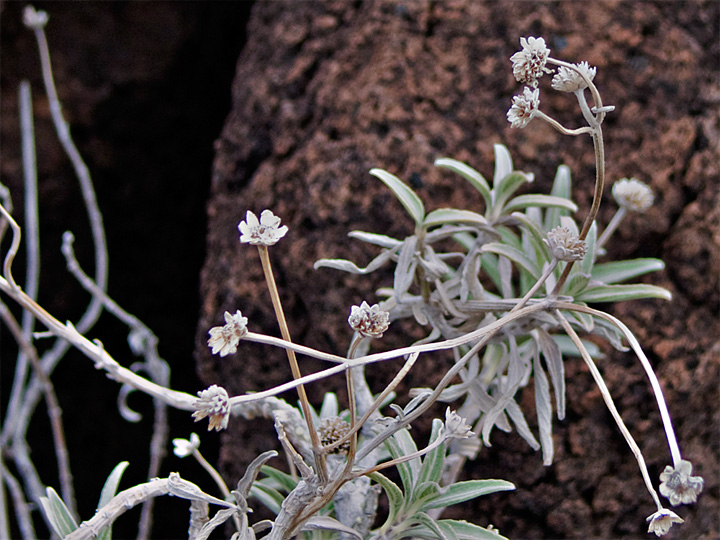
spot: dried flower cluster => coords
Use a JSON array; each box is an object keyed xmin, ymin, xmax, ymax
[
  {"xmin": 207, "ymin": 310, "xmax": 248, "ymax": 357},
  {"xmin": 544, "ymin": 226, "xmax": 587, "ymax": 262},
  {"xmin": 348, "ymin": 301, "xmax": 390, "ymax": 338},
  {"xmin": 612, "ymin": 178, "xmax": 655, "ymax": 213},
  {"xmin": 192, "ymin": 385, "xmax": 230, "ymax": 432},
  {"xmin": 318, "ymin": 416, "xmax": 352, "ymax": 454}
]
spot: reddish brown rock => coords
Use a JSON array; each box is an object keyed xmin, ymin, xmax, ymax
[{"xmin": 199, "ymin": 2, "xmax": 719, "ymax": 539}]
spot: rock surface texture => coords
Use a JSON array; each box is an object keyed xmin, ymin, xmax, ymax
[{"xmin": 199, "ymin": 2, "xmax": 718, "ymax": 539}]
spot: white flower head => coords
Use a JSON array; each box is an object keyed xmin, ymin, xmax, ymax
[
  {"xmin": 238, "ymin": 209, "xmax": 288, "ymax": 246},
  {"xmin": 646, "ymin": 508, "xmax": 684, "ymax": 537},
  {"xmin": 441, "ymin": 408, "xmax": 474, "ymax": 440},
  {"xmin": 659, "ymin": 459, "xmax": 704, "ymax": 506},
  {"xmin": 23, "ymin": 6, "xmax": 49, "ymax": 29},
  {"xmin": 192, "ymin": 385, "xmax": 230, "ymax": 432},
  {"xmin": 544, "ymin": 226, "xmax": 587, "ymax": 262},
  {"xmin": 510, "ymin": 36, "xmax": 551, "ymax": 87},
  {"xmin": 348, "ymin": 301, "xmax": 390, "ymax": 338},
  {"xmin": 551, "ymin": 61, "xmax": 597, "ymax": 93},
  {"xmin": 207, "ymin": 310, "xmax": 248, "ymax": 357},
  {"xmin": 172, "ymin": 433, "xmax": 200, "ymax": 458},
  {"xmin": 612, "ymin": 178, "xmax": 654, "ymax": 213},
  {"xmin": 507, "ymin": 86, "xmax": 540, "ymax": 129}
]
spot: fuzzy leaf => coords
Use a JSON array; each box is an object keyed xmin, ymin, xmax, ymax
[
  {"xmin": 383, "ymin": 428, "xmax": 421, "ymax": 495},
  {"xmin": 40, "ymin": 487, "xmax": 78, "ymax": 538},
  {"xmin": 482, "ymin": 243, "xmax": 540, "ymax": 279},
  {"xmin": 371, "ymin": 168, "xmax": 425, "ymax": 225},
  {"xmin": 421, "ymin": 479, "xmax": 515, "ymax": 510},
  {"xmin": 416, "ymin": 419, "xmax": 446, "ymax": 489},
  {"xmin": 249, "ymin": 483, "xmax": 284, "ymax": 516},
  {"xmin": 536, "ymin": 329, "xmax": 566, "ymax": 420},
  {"xmin": 314, "ymin": 245, "xmax": 397, "ymax": 274},
  {"xmin": 533, "ymin": 352, "xmax": 554, "ymax": 465},
  {"xmin": 503, "ymin": 194, "xmax": 578, "ymax": 214},
  {"xmin": 96, "ymin": 461, "xmax": 129, "ymax": 540},
  {"xmin": 434, "ymin": 158, "xmax": 492, "ymax": 211},
  {"xmin": 581, "ymin": 221, "xmax": 597, "ymax": 276},
  {"xmin": 236, "ymin": 451, "xmax": 278, "ymax": 498},
  {"xmin": 492, "ymin": 144, "xmax": 514, "ymax": 187},
  {"xmin": 348, "ymin": 230, "xmax": 403, "ymax": 248},
  {"xmin": 591, "ymin": 258, "xmax": 665, "ymax": 284},
  {"xmin": 409, "ymin": 519, "xmax": 511, "ymax": 540},
  {"xmin": 423, "ymin": 208, "xmax": 488, "ymax": 229},
  {"xmin": 369, "ymin": 472, "xmax": 404, "ymax": 529},
  {"xmin": 491, "ymin": 172, "xmax": 534, "ymax": 220},
  {"xmin": 544, "ymin": 165, "xmax": 572, "ymax": 231},
  {"xmin": 302, "ymin": 516, "xmax": 364, "ymax": 539},
  {"xmin": 258, "ymin": 465, "xmax": 297, "ymax": 493},
  {"xmin": 576, "ymin": 283, "xmax": 672, "ymax": 303}
]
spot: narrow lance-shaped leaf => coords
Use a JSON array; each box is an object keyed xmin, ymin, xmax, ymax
[
  {"xmin": 576, "ymin": 283, "xmax": 672, "ymax": 303},
  {"xmin": 368, "ymin": 472, "xmax": 405, "ymax": 530},
  {"xmin": 423, "ymin": 208, "xmax": 488, "ymax": 229},
  {"xmin": 536, "ymin": 328, "xmax": 566, "ymax": 419},
  {"xmin": 348, "ymin": 230, "xmax": 403, "ymax": 248},
  {"xmin": 533, "ymin": 352, "xmax": 554, "ymax": 465},
  {"xmin": 503, "ymin": 194, "xmax": 578, "ymax": 214},
  {"xmin": 591, "ymin": 258, "xmax": 665, "ymax": 285},
  {"xmin": 482, "ymin": 242, "xmax": 541, "ymax": 279},
  {"xmin": 434, "ymin": 157, "xmax": 492, "ymax": 211},
  {"xmin": 491, "ymin": 172, "xmax": 534, "ymax": 221},
  {"xmin": 544, "ymin": 164, "xmax": 572, "ymax": 231},
  {"xmin": 492, "ymin": 144, "xmax": 513, "ymax": 187},
  {"xmin": 370, "ymin": 168, "xmax": 425, "ymax": 225},
  {"xmin": 416, "ymin": 419, "xmax": 446, "ymax": 489},
  {"xmin": 421, "ymin": 479, "xmax": 516, "ymax": 510},
  {"xmin": 97, "ymin": 461, "xmax": 130, "ymax": 540},
  {"xmin": 39, "ymin": 487, "xmax": 78, "ymax": 538}
]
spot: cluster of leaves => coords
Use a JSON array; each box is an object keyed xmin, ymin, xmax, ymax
[{"xmin": 316, "ymin": 145, "xmax": 669, "ymax": 466}]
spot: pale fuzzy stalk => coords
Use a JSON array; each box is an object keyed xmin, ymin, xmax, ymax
[
  {"xmin": 596, "ymin": 207, "xmax": 628, "ymax": 250},
  {"xmin": 0, "ymin": 463, "xmax": 36, "ymax": 540},
  {"xmin": 322, "ymin": 351, "xmax": 420, "ymax": 455},
  {"xmin": 554, "ymin": 310, "xmax": 663, "ymax": 509},
  {"xmin": 64, "ymin": 475, "xmax": 233, "ymax": 540},
  {"xmin": 60, "ymin": 232, "xmax": 167, "ymax": 540},
  {"xmin": 192, "ymin": 450, "xmax": 243, "ymax": 532},
  {"xmin": 511, "ymin": 259, "xmax": 558, "ymax": 310},
  {"xmin": 533, "ymin": 110, "xmax": 594, "ymax": 137},
  {"xmin": 231, "ymin": 303, "xmax": 548, "ymax": 408},
  {"xmin": 256, "ymin": 245, "xmax": 328, "ymax": 483},
  {"xmin": 0, "ymin": 301, "xmax": 76, "ymax": 519},
  {"xmin": 3, "ymin": 82, "xmax": 41, "ymax": 451},
  {"xmin": 355, "ymin": 435, "xmax": 447, "ymax": 478},
  {"xmin": 557, "ymin": 302, "xmax": 682, "ymax": 465},
  {"xmin": 12, "ymin": 11, "xmax": 109, "ymax": 457}
]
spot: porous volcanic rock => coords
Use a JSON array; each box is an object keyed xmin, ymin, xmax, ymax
[{"xmin": 198, "ymin": 1, "xmax": 720, "ymax": 539}]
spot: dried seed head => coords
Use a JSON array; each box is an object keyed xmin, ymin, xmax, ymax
[
  {"xmin": 318, "ymin": 416, "xmax": 351, "ymax": 454},
  {"xmin": 507, "ymin": 86, "xmax": 540, "ymax": 129},
  {"xmin": 612, "ymin": 178, "xmax": 654, "ymax": 212},
  {"xmin": 510, "ymin": 36, "xmax": 551, "ymax": 87},
  {"xmin": 238, "ymin": 209, "xmax": 289, "ymax": 246},
  {"xmin": 544, "ymin": 226, "xmax": 587, "ymax": 262},
  {"xmin": 192, "ymin": 385, "xmax": 230, "ymax": 432},
  {"xmin": 348, "ymin": 301, "xmax": 390, "ymax": 338},
  {"xmin": 659, "ymin": 459, "xmax": 704, "ymax": 506},
  {"xmin": 551, "ymin": 61, "xmax": 597, "ymax": 92}
]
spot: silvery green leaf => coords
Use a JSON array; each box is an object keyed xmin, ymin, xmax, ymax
[
  {"xmin": 559, "ymin": 215, "xmax": 579, "ymax": 236},
  {"xmin": 423, "ymin": 208, "xmax": 488, "ymax": 229},
  {"xmin": 503, "ymin": 194, "xmax": 578, "ymax": 214},
  {"xmin": 480, "ymin": 252, "xmax": 502, "ymax": 294},
  {"xmin": 482, "ymin": 243, "xmax": 541, "ymax": 279},
  {"xmin": 249, "ymin": 484, "xmax": 284, "ymax": 515},
  {"xmin": 496, "ymin": 224, "xmax": 522, "ymax": 251},
  {"xmin": 506, "ymin": 398, "xmax": 540, "ymax": 451},
  {"xmin": 409, "ymin": 519, "xmax": 511, "ymax": 540},
  {"xmin": 39, "ymin": 487, "xmax": 78, "ymax": 538},
  {"xmin": 414, "ymin": 480, "xmax": 441, "ymax": 506},
  {"xmin": 318, "ymin": 392, "xmax": 339, "ymax": 423},
  {"xmin": 533, "ymin": 352, "xmax": 554, "ymax": 465},
  {"xmin": 553, "ymin": 334, "xmax": 603, "ymax": 358},
  {"xmin": 97, "ymin": 461, "xmax": 129, "ymax": 540},
  {"xmin": 513, "ymin": 212, "xmax": 551, "ymax": 266},
  {"xmin": 563, "ymin": 308, "xmax": 595, "ymax": 333},
  {"xmin": 544, "ymin": 165, "xmax": 572, "ymax": 231},
  {"xmin": 258, "ymin": 465, "xmax": 297, "ymax": 493},
  {"xmin": 236, "ymin": 451, "xmax": 278, "ymax": 498},
  {"xmin": 370, "ymin": 168, "xmax": 425, "ymax": 225},
  {"xmin": 383, "ymin": 428, "xmax": 420, "ymax": 494},
  {"xmin": 417, "ymin": 419, "xmax": 446, "ymax": 488},
  {"xmin": 409, "ymin": 513, "xmax": 452, "ymax": 540},
  {"xmin": 535, "ymin": 329, "xmax": 566, "ymax": 419},
  {"xmin": 194, "ymin": 507, "xmax": 241, "ymax": 540},
  {"xmin": 492, "ymin": 144, "xmax": 513, "ymax": 187},
  {"xmin": 368, "ymin": 472, "xmax": 404, "ymax": 529},
  {"xmin": 491, "ymin": 172, "xmax": 534, "ymax": 221},
  {"xmin": 394, "ymin": 237, "xmax": 418, "ymax": 297},
  {"xmin": 420, "ymin": 479, "xmax": 515, "ymax": 510},
  {"xmin": 348, "ymin": 230, "xmax": 403, "ymax": 248},
  {"xmin": 314, "ymin": 245, "xmax": 397, "ymax": 274},
  {"xmin": 434, "ymin": 158, "xmax": 492, "ymax": 211},
  {"xmin": 581, "ymin": 221, "xmax": 597, "ymax": 276},
  {"xmin": 592, "ymin": 317, "xmax": 630, "ymax": 351},
  {"xmin": 460, "ymin": 253, "xmax": 483, "ymax": 301},
  {"xmin": 564, "ymin": 273, "xmax": 590, "ymax": 298},
  {"xmin": 591, "ymin": 258, "xmax": 665, "ymax": 284},
  {"xmin": 576, "ymin": 283, "xmax": 672, "ymax": 303},
  {"xmin": 301, "ymin": 516, "xmax": 363, "ymax": 539}
]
